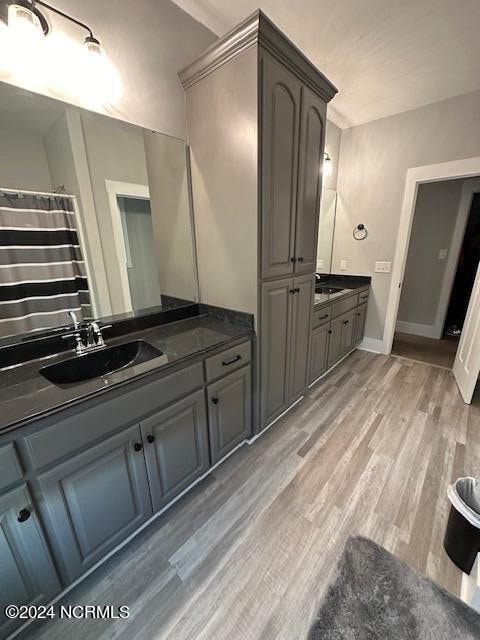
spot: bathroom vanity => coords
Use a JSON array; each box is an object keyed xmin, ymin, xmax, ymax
[
  {"xmin": 310, "ymin": 278, "xmax": 371, "ymax": 383},
  {"xmin": 0, "ymin": 310, "xmax": 252, "ymax": 638}
]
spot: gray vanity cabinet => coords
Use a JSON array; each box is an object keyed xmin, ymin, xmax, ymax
[
  {"xmin": 0, "ymin": 485, "xmax": 60, "ymax": 638},
  {"xmin": 354, "ymin": 303, "xmax": 368, "ymax": 346},
  {"xmin": 309, "ymin": 323, "xmax": 330, "ymax": 383},
  {"xmin": 261, "ymin": 55, "xmax": 301, "ymax": 280},
  {"xmin": 140, "ymin": 391, "xmax": 209, "ymax": 512},
  {"xmin": 37, "ymin": 424, "xmax": 152, "ymax": 583},
  {"xmin": 294, "ymin": 87, "xmax": 326, "ymax": 275},
  {"xmin": 207, "ymin": 366, "xmax": 251, "ymax": 464}
]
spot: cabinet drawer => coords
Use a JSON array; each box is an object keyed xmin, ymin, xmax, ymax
[
  {"xmin": 358, "ymin": 289, "xmax": 370, "ymax": 305},
  {"xmin": 313, "ymin": 306, "xmax": 331, "ymax": 328},
  {"xmin": 205, "ymin": 341, "xmax": 251, "ymax": 382},
  {"xmin": 0, "ymin": 443, "xmax": 23, "ymax": 493},
  {"xmin": 331, "ymin": 294, "xmax": 358, "ymax": 318},
  {"xmin": 23, "ymin": 362, "xmax": 204, "ymax": 470}
]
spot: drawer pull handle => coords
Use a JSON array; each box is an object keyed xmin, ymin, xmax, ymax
[
  {"xmin": 318, "ymin": 314, "xmax": 329, "ymax": 320},
  {"xmin": 222, "ymin": 355, "xmax": 242, "ymax": 366},
  {"xmin": 361, "ymin": 295, "xmax": 368, "ymax": 299},
  {"xmin": 211, "ymin": 397, "xmax": 219, "ymax": 405},
  {"xmin": 134, "ymin": 442, "xmax": 143, "ymax": 452},
  {"xmin": 147, "ymin": 434, "xmax": 155, "ymax": 444},
  {"xmin": 18, "ymin": 508, "xmax": 31, "ymax": 523}
]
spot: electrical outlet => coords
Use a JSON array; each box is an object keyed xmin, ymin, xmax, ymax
[
  {"xmin": 375, "ymin": 261, "xmax": 391, "ymax": 273},
  {"xmin": 438, "ymin": 249, "xmax": 448, "ymax": 260},
  {"xmin": 340, "ymin": 259, "xmax": 348, "ymax": 271}
]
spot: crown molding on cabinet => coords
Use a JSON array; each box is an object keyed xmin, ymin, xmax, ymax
[{"xmin": 178, "ymin": 10, "xmax": 338, "ymax": 103}]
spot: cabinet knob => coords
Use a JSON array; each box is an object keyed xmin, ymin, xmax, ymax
[
  {"xmin": 295, "ymin": 287, "xmax": 300, "ymax": 293},
  {"xmin": 328, "ymin": 330, "xmax": 332, "ymax": 334},
  {"xmin": 147, "ymin": 434, "xmax": 155, "ymax": 444},
  {"xmin": 134, "ymin": 442, "xmax": 143, "ymax": 452},
  {"xmin": 343, "ymin": 320, "xmax": 349, "ymax": 325},
  {"xmin": 18, "ymin": 508, "xmax": 31, "ymax": 523},
  {"xmin": 289, "ymin": 288, "xmax": 296, "ymax": 294},
  {"xmin": 297, "ymin": 257, "xmax": 304, "ymax": 263},
  {"xmin": 211, "ymin": 397, "xmax": 219, "ymax": 404},
  {"xmin": 290, "ymin": 257, "xmax": 296, "ymax": 263}
]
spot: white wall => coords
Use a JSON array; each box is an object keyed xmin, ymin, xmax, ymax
[
  {"xmin": 0, "ymin": 0, "xmax": 215, "ymax": 139},
  {"xmin": 0, "ymin": 127, "xmax": 52, "ymax": 191},
  {"xmin": 334, "ymin": 89, "xmax": 480, "ymax": 344},
  {"xmin": 397, "ymin": 179, "xmax": 463, "ymax": 327}
]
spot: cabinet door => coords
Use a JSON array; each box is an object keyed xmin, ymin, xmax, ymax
[
  {"xmin": 37, "ymin": 424, "xmax": 152, "ymax": 583},
  {"xmin": 309, "ymin": 323, "xmax": 330, "ymax": 384},
  {"xmin": 295, "ymin": 86, "xmax": 326, "ymax": 274},
  {"xmin": 289, "ymin": 273, "xmax": 315, "ymax": 401},
  {"xmin": 207, "ymin": 366, "xmax": 251, "ymax": 464},
  {"xmin": 261, "ymin": 54, "xmax": 302, "ymax": 279},
  {"xmin": 0, "ymin": 485, "xmax": 60, "ymax": 638},
  {"xmin": 341, "ymin": 309, "xmax": 357, "ymax": 355},
  {"xmin": 354, "ymin": 303, "xmax": 368, "ymax": 345},
  {"xmin": 141, "ymin": 391, "xmax": 209, "ymax": 512},
  {"xmin": 327, "ymin": 314, "xmax": 345, "ymax": 369},
  {"xmin": 260, "ymin": 277, "xmax": 293, "ymax": 428}
]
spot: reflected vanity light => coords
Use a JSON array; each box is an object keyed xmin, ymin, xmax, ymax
[
  {"xmin": 323, "ymin": 152, "xmax": 333, "ymax": 178},
  {"xmin": 0, "ymin": 0, "xmax": 121, "ymax": 104}
]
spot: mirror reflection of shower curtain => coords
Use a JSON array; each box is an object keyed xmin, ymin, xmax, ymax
[{"xmin": 0, "ymin": 191, "xmax": 91, "ymax": 338}]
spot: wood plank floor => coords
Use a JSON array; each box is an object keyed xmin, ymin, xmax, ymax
[
  {"xmin": 392, "ymin": 331, "xmax": 459, "ymax": 368},
  {"xmin": 26, "ymin": 351, "xmax": 480, "ymax": 640}
]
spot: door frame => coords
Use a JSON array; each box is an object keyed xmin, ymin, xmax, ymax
[
  {"xmin": 383, "ymin": 156, "xmax": 480, "ymax": 354},
  {"xmin": 105, "ymin": 180, "xmax": 150, "ymax": 313}
]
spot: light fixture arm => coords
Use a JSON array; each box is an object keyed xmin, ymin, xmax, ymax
[{"xmin": 34, "ymin": 0, "xmax": 95, "ymax": 39}]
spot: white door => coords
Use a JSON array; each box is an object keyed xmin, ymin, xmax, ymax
[{"xmin": 453, "ymin": 263, "xmax": 480, "ymax": 403}]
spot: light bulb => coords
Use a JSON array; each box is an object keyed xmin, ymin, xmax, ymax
[
  {"xmin": 6, "ymin": 3, "xmax": 46, "ymax": 86},
  {"xmin": 80, "ymin": 36, "xmax": 122, "ymax": 106},
  {"xmin": 323, "ymin": 153, "xmax": 333, "ymax": 178},
  {"xmin": 8, "ymin": 3, "xmax": 43, "ymax": 39}
]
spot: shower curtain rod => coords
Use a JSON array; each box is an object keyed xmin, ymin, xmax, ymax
[{"xmin": 0, "ymin": 187, "xmax": 77, "ymax": 199}]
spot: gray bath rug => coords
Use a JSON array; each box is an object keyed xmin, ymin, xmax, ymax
[{"xmin": 309, "ymin": 535, "xmax": 480, "ymax": 639}]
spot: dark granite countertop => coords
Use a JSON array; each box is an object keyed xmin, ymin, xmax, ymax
[
  {"xmin": 314, "ymin": 276, "xmax": 371, "ymax": 310},
  {"xmin": 0, "ymin": 314, "xmax": 253, "ymax": 434}
]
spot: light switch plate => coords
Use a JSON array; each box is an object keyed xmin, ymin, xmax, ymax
[
  {"xmin": 375, "ymin": 261, "xmax": 392, "ymax": 273},
  {"xmin": 340, "ymin": 259, "xmax": 348, "ymax": 271},
  {"xmin": 439, "ymin": 249, "xmax": 448, "ymax": 260}
]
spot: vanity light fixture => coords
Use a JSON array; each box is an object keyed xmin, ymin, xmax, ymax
[
  {"xmin": 0, "ymin": 0, "xmax": 120, "ymax": 104},
  {"xmin": 323, "ymin": 152, "xmax": 333, "ymax": 178},
  {"xmin": 2, "ymin": 0, "xmax": 103, "ymax": 49}
]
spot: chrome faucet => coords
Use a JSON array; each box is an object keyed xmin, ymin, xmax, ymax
[{"xmin": 63, "ymin": 310, "xmax": 110, "ymax": 356}]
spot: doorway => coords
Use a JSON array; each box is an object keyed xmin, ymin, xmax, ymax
[
  {"xmin": 392, "ymin": 178, "xmax": 480, "ymax": 368},
  {"xmin": 116, "ymin": 195, "xmax": 162, "ymax": 311}
]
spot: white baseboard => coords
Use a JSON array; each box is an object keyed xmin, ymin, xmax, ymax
[
  {"xmin": 395, "ymin": 320, "xmax": 439, "ymax": 339},
  {"xmin": 358, "ymin": 337, "xmax": 385, "ymax": 354},
  {"xmin": 247, "ymin": 396, "xmax": 304, "ymax": 444}
]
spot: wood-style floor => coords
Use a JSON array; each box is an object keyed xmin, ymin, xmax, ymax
[
  {"xmin": 392, "ymin": 331, "xmax": 459, "ymax": 369},
  {"xmin": 27, "ymin": 351, "xmax": 480, "ymax": 640}
]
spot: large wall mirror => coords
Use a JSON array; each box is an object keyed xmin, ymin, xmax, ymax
[
  {"xmin": 0, "ymin": 82, "xmax": 198, "ymax": 343},
  {"xmin": 316, "ymin": 187, "xmax": 337, "ymax": 275}
]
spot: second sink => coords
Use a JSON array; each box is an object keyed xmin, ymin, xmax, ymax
[{"xmin": 40, "ymin": 340, "xmax": 164, "ymax": 386}]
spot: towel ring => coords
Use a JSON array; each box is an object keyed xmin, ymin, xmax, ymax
[{"xmin": 353, "ymin": 224, "xmax": 368, "ymax": 240}]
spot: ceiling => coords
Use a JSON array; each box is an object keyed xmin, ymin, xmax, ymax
[{"xmin": 172, "ymin": 0, "xmax": 480, "ymax": 129}]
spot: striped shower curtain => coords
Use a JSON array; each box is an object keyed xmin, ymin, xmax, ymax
[{"xmin": 0, "ymin": 191, "xmax": 91, "ymax": 338}]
